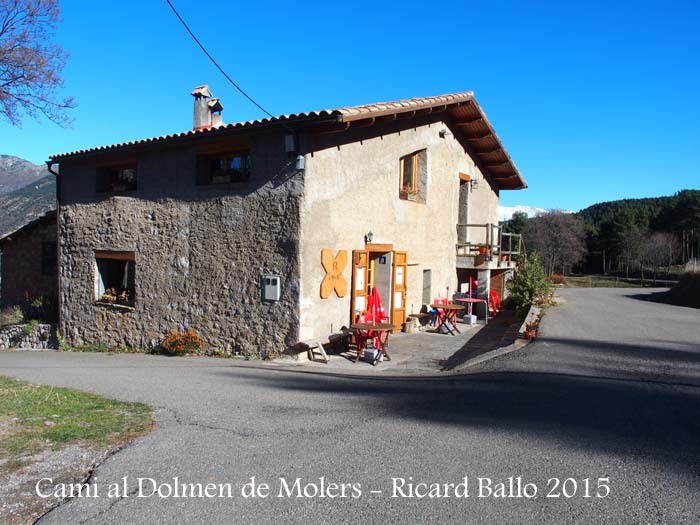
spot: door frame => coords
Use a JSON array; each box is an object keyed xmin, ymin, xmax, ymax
[{"xmin": 351, "ymin": 244, "xmax": 408, "ymax": 331}]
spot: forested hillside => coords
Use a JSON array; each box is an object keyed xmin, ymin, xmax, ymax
[
  {"xmin": 577, "ymin": 190, "xmax": 700, "ymax": 273},
  {"xmin": 508, "ymin": 190, "xmax": 700, "ymax": 276},
  {"xmin": 0, "ymin": 175, "xmax": 56, "ymax": 237}
]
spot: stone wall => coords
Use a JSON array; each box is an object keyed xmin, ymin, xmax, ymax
[
  {"xmin": 0, "ymin": 213, "xmax": 58, "ymax": 308},
  {"xmin": 58, "ymin": 130, "xmax": 302, "ymax": 357},
  {"xmin": 0, "ymin": 323, "xmax": 58, "ymax": 350}
]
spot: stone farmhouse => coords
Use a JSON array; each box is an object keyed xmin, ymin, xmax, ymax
[
  {"xmin": 0, "ymin": 211, "xmax": 58, "ymax": 311},
  {"xmin": 48, "ymin": 89, "xmax": 526, "ymax": 356}
]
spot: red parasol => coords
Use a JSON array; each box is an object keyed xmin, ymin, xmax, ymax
[{"xmin": 366, "ymin": 286, "xmax": 387, "ymax": 323}]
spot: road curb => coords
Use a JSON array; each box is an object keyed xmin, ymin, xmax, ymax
[{"xmin": 452, "ymin": 304, "xmax": 541, "ymax": 371}]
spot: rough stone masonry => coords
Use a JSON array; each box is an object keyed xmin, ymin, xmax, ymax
[{"xmin": 57, "ymin": 129, "xmax": 303, "ymax": 357}]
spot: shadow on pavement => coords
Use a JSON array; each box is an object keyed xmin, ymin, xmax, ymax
[
  {"xmin": 215, "ymin": 335, "xmax": 700, "ymax": 476},
  {"xmin": 440, "ymin": 309, "xmax": 521, "ymax": 371}
]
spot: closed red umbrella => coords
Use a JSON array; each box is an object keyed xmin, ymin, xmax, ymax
[{"xmin": 367, "ymin": 286, "xmax": 387, "ymax": 323}]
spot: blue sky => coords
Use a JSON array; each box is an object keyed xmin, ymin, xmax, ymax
[{"xmin": 1, "ymin": 0, "xmax": 698, "ymax": 211}]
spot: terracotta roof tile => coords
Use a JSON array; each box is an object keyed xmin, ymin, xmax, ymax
[{"xmin": 49, "ymin": 91, "xmax": 525, "ymax": 189}]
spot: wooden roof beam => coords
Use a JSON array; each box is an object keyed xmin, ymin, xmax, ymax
[
  {"xmin": 454, "ymin": 116, "xmax": 484, "ymax": 126},
  {"xmin": 466, "ymin": 131, "xmax": 493, "ymax": 141},
  {"xmin": 473, "ymin": 145, "xmax": 502, "ymax": 154}
]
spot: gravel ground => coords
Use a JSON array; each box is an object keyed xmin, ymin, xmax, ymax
[{"xmin": 0, "ymin": 444, "xmax": 109, "ymax": 524}]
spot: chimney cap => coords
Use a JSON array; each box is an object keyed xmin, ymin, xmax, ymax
[
  {"xmin": 207, "ymin": 98, "xmax": 223, "ymax": 112},
  {"xmin": 191, "ymin": 85, "xmax": 212, "ymax": 98}
]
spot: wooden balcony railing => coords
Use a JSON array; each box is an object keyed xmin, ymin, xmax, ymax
[{"xmin": 456, "ymin": 223, "xmax": 525, "ymax": 265}]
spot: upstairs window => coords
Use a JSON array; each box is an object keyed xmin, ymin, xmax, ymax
[
  {"xmin": 197, "ymin": 151, "xmax": 251, "ymax": 185},
  {"xmin": 97, "ymin": 164, "xmax": 137, "ymax": 193},
  {"xmin": 399, "ymin": 149, "xmax": 427, "ymax": 203},
  {"xmin": 95, "ymin": 251, "xmax": 135, "ymax": 307}
]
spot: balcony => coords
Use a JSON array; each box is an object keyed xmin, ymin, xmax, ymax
[{"xmin": 456, "ymin": 223, "xmax": 524, "ymax": 269}]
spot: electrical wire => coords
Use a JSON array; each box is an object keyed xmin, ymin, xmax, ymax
[{"xmin": 164, "ymin": 0, "xmax": 276, "ymax": 119}]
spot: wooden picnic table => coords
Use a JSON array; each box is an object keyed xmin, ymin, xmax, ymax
[
  {"xmin": 429, "ymin": 303, "xmax": 465, "ymax": 335},
  {"xmin": 350, "ymin": 322, "xmax": 393, "ymax": 364}
]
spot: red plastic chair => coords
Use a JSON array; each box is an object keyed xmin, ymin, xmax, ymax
[
  {"xmin": 355, "ymin": 313, "xmax": 383, "ymax": 351},
  {"xmin": 489, "ymin": 290, "xmax": 501, "ymax": 316}
]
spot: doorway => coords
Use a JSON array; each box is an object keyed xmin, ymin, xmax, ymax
[{"xmin": 351, "ymin": 245, "xmax": 407, "ymax": 331}]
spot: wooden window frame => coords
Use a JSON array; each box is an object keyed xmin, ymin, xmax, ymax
[
  {"xmin": 94, "ymin": 251, "xmax": 136, "ymax": 308},
  {"xmin": 399, "ymin": 152, "xmax": 418, "ymax": 199}
]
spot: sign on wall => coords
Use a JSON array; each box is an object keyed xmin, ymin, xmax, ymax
[{"xmin": 320, "ymin": 249, "xmax": 348, "ymax": 299}]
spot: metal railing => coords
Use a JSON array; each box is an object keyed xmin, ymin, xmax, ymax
[{"xmin": 456, "ymin": 223, "xmax": 524, "ymax": 265}]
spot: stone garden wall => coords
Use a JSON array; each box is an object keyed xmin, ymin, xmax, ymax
[{"xmin": 0, "ymin": 324, "xmax": 58, "ymax": 350}]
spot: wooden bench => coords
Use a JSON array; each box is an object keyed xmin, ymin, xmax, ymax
[{"xmin": 303, "ymin": 330, "xmax": 353, "ymax": 363}]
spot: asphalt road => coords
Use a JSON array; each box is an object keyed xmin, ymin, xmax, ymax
[{"xmin": 1, "ymin": 287, "xmax": 699, "ymax": 524}]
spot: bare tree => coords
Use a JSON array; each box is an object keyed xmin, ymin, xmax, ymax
[
  {"xmin": 524, "ymin": 211, "xmax": 588, "ymax": 275},
  {"xmin": 639, "ymin": 232, "xmax": 676, "ymax": 281},
  {"xmin": 0, "ymin": 0, "xmax": 74, "ymax": 126}
]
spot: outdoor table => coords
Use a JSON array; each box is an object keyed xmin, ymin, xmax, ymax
[
  {"xmin": 350, "ymin": 322, "xmax": 393, "ymax": 364},
  {"xmin": 429, "ymin": 304, "xmax": 465, "ymax": 335},
  {"xmin": 454, "ymin": 297, "xmax": 489, "ymax": 324}
]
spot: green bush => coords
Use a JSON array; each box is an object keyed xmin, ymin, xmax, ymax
[
  {"xmin": 22, "ymin": 319, "xmax": 39, "ymax": 335},
  {"xmin": 507, "ymin": 252, "xmax": 553, "ymax": 316}
]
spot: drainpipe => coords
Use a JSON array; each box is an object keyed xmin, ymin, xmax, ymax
[{"xmin": 45, "ymin": 160, "xmax": 62, "ymax": 340}]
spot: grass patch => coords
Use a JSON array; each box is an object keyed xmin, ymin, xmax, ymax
[
  {"xmin": 563, "ymin": 275, "xmax": 644, "ymax": 288},
  {"xmin": 0, "ymin": 376, "xmax": 152, "ymax": 470}
]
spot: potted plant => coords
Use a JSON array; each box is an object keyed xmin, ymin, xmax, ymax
[
  {"xmin": 100, "ymin": 287, "xmax": 117, "ymax": 303},
  {"xmin": 400, "ymin": 185, "xmax": 418, "ymax": 201},
  {"xmin": 117, "ymin": 289, "xmax": 131, "ymax": 306}
]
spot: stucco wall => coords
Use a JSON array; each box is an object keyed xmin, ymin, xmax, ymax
[
  {"xmin": 59, "ymin": 132, "xmax": 302, "ymax": 356},
  {"xmin": 0, "ymin": 216, "xmax": 57, "ymax": 308},
  {"xmin": 298, "ymin": 118, "xmax": 501, "ymax": 340}
]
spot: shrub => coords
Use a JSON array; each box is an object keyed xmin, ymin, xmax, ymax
[
  {"xmin": 22, "ymin": 319, "xmax": 39, "ymax": 335},
  {"xmin": 507, "ymin": 252, "xmax": 553, "ymax": 317},
  {"xmin": 19, "ymin": 296, "xmax": 57, "ymax": 324},
  {"xmin": 159, "ymin": 330, "xmax": 202, "ymax": 356},
  {"xmin": 0, "ymin": 305, "xmax": 24, "ymax": 327},
  {"xmin": 550, "ymin": 273, "xmax": 565, "ymax": 285}
]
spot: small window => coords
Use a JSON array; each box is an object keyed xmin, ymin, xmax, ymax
[
  {"xmin": 95, "ymin": 251, "xmax": 135, "ymax": 307},
  {"xmin": 97, "ymin": 164, "xmax": 137, "ymax": 193},
  {"xmin": 42, "ymin": 242, "xmax": 57, "ymax": 276},
  {"xmin": 399, "ymin": 149, "xmax": 427, "ymax": 203},
  {"xmin": 197, "ymin": 151, "xmax": 251, "ymax": 185}
]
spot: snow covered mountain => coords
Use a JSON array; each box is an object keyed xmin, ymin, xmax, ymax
[{"xmin": 498, "ymin": 205, "xmax": 551, "ymax": 222}]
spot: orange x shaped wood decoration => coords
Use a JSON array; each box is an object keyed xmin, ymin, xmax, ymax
[{"xmin": 320, "ymin": 249, "xmax": 348, "ymax": 298}]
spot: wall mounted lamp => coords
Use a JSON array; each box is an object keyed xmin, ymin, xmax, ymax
[{"xmin": 364, "ymin": 231, "xmax": 373, "ymax": 244}]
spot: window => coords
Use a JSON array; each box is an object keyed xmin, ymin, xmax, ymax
[
  {"xmin": 197, "ymin": 151, "xmax": 251, "ymax": 184},
  {"xmin": 399, "ymin": 149, "xmax": 427, "ymax": 203},
  {"xmin": 97, "ymin": 164, "xmax": 137, "ymax": 193},
  {"xmin": 95, "ymin": 251, "xmax": 135, "ymax": 307},
  {"xmin": 41, "ymin": 242, "xmax": 57, "ymax": 276}
]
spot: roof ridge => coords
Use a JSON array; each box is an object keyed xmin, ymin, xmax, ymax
[{"xmin": 50, "ymin": 90, "xmax": 474, "ymax": 159}]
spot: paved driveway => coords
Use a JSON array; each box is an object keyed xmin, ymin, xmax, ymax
[{"xmin": 1, "ymin": 288, "xmax": 699, "ymax": 523}]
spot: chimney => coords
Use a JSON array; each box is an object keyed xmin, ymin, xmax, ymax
[{"xmin": 191, "ymin": 85, "xmax": 224, "ymax": 130}]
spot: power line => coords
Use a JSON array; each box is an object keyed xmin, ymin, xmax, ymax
[{"xmin": 164, "ymin": 0, "xmax": 275, "ymax": 119}]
